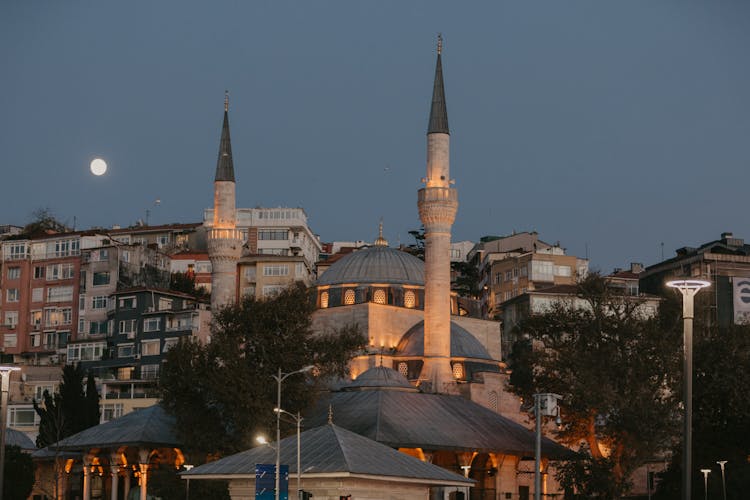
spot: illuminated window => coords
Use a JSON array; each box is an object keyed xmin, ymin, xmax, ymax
[
  {"xmin": 398, "ymin": 362, "xmax": 408, "ymax": 377},
  {"xmin": 344, "ymin": 289, "xmax": 356, "ymax": 305},
  {"xmin": 452, "ymin": 362, "xmax": 464, "ymax": 380},
  {"xmin": 7, "ymin": 267, "xmax": 20, "ymax": 280},
  {"xmin": 373, "ymin": 289, "xmax": 386, "ymax": 304},
  {"xmin": 404, "ymin": 290, "xmax": 416, "ymax": 308},
  {"xmin": 488, "ymin": 391, "xmax": 498, "ymax": 411},
  {"xmin": 320, "ymin": 291, "xmax": 329, "ymax": 308}
]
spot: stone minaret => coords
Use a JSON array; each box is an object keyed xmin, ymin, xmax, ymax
[
  {"xmin": 418, "ymin": 36, "xmax": 458, "ymax": 392},
  {"xmin": 207, "ymin": 93, "xmax": 243, "ymax": 311}
]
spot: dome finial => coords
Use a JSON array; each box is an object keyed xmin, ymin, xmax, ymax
[
  {"xmin": 374, "ymin": 218, "xmax": 388, "ymax": 247},
  {"xmin": 224, "ymin": 90, "xmax": 229, "ymax": 112}
]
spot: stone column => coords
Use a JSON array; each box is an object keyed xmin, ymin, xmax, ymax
[
  {"xmin": 123, "ymin": 469, "xmax": 131, "ymax": 500},
  {"xmin": 138, "ymin": 449, "xmax": 151, "ymax": 500},
  {"xmin": 82, "ymin": 464, "xmax": 92, "ymax": 500},
  {"xmin": 110, "ymin": 466, "xmax": 120, "ymax": 500}
]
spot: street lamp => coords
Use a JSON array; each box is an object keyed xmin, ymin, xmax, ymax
[
  {"xmin": 275, "ymin": 408, "xmax": 303, "ymax": 499},
  {"xmin": 716, "ymin": 461, "xmax": 727, "ymax": 500},
  {"xmin": 533, "ymin": 393, "xmax": 561, "ymax": 500},
  {"xmin": 0, "ymin": 365, "xmax": 21, "ymax": 500},
  {"xmin": 272, "ymin": 366, "xmax": 314, "ymax": 500},
  {"xmin": 667, "ymin": 279, "xmax": 710, "ymax": 500},
  {"xmin": 700, "ymin": 469, "xmax": 711, "ymax": 500}
]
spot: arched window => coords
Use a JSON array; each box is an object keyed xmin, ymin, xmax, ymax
[
  {"xmin": 343, "ymin": 289, "xmax": 356, "ymax": 305},
  {"xmin": 320, "ymin": 291, "xmax": 329, "ymax": 309},
  {"xmin": 373, "ymin": 289, "xmax": 387, "ymax": 305},
  {"xmin": 404, "ymin": 290, "xmax": 416, "ymax": 308},
  {"xmin": 398, "ymin": 362, "xmax": 408, "ymax": 378},
  {"xmin": 452, "ymin": 362, "xmax": 464, "ymax": 380}
]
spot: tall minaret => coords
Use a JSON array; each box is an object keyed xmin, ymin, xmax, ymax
[
  {"xmin": 207, "ymin": 92, "xmax": 243, "ymax": 311},
  {"xmin": 418, "ymin": 36, "xmax": 458, "ymax": 392}
]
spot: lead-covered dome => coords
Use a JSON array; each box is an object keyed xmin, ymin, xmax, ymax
[
  {"xmin": 396, "ymin": 321, "xmax": 494, "ymax": 361},
  {"xmin": 343, "ymin": 366, "xmax": 417, "ymax": 392},
  {"xmin": 317, "ymin": 246, "xmax": 425, "ymax": 286}
]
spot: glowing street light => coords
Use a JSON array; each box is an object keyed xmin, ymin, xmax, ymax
[
  {"xmin": 666, "ymin": 279, "xmax": 710, "ymax": 500},
  {"xmin": 700, "ymin": 469, "xmax": 711, "ymax": 500},
  {"xmin": 533, "ymin": 393, "xmax": 561, "ymax": 500},
  {"xmin": 716, "ymin": 460, "xmax": 727, "ymax": 500},
  {"xmin": 275, "ymin": 408, "xmax": 303, "ymax": 499},
  {"xmin": 271, "ymin": 366, "xmax": 314, "ymax": 500},
  {"xmin": 0, "ymin": 365, "xmax": 21, "ymax": 500}
]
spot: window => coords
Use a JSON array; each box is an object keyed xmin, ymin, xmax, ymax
[
  {"xmin": 61, "ymin": 307, "xmax": 72, "ymax": 325},
  {"xmin": 117, "ymin": 344, "xmax": 135, "ymax": 358},
  {"xmin": 89, "ymin": 320, "xmax": 109, "ymax": 335},
  {"xmin": 344, "ymin": 289, "xmax": 356, "ymax": 305},
  {"xmin": 121, "ymin": 250, "xmax": 130, "ymax": 263},
  {"xmin": 244, "ymin": 267, "xmax": 257, "ymax": 281},
  {"xmin": 30, "ymin": 310, "xmax": 42, "ymax": 328},
  {"xmin": 7, "ymin": 267, "xmax": 20, "ymax": 280},
  {"xmin": 520, "ymin": 265, "xmax": 528, "ymax": 278},
  {"xmin": 79, "ymin": 294, "xmax": 86, "ymax": 311},
  {"xmin": 97, "ymin": 249, "xmax": 109, "ymax": 261},
  {"xmin": 78, "ymin": 319, "xmax": 86, "ymax": 333},
  {"xmin": 30, "ymin": 333, "xmax": 41, "ymax": 347},
  {"xmin": 531, "ymin": 260, "xmax": 554, "ymax": 282},
  {"xmin": 67, "ymin": 341, "xmax": 105, "ymax": 361},
  {"xmin": 263, "ymin": 265, "xmax": 289, "ymax": 277},
  {"xmin": 141, "ymin": 364, "xmax": 160, "ymax": 379},
  {"xmin": 262, "ymin": 285, "xmax": 284, "ymax": 297},
  {"xmin": 373, "ymin": 289, "xmax": 387, "ymax": 304},
  {"xmin": 93, "ymin": 271, "xmax": 110, "ymax": 286},
  {"xmin": 44, "ymin": 309, "xmax": 56, "ymax": 327},
  {"xmin": 258, "ymin": 230, "xmax": 289, "ymax": 240},
  {"xmin": 32, "ymin": 288, "xmax": 43, "ymax": 302},
  {"xmin": 117, "ymin": 367, "xmax": 134, "ymax": 380},
  {"xmin": 7, "ymin": 242, "xmax": 28, "ymax": 260},
  {"xmin": 554, "ymin": 265, "xmax": 572, "ymax": 277},
  {"xmin": 46, "ymin": 263, "xmax": 73, "ymax": 280},
  {"xmin": 4, "ymin": 311, "xmax": 18, "ymax": 328},
  {"xmin": 47, "ymin": 286, "xmax": 73, "ymax": 302},
  {"xmin": 452, "ymin": 362, "xmax": 465, "ymax": 380},
  {"xmin": 157, "ymin": 234, "xmax": 169, "ymax": 247},
  {"xmin": 158, "ymin": 298, "xmax": 172, "ymax": 311},
  {"xmin": 295, "ymin": 263, "xmax": 306, "ymax": 277},
  {"xmin": 3, "ymin": 333, "xmax": 17, "ymax": 347},
  {"xmin": 258, "ymin": 248, "xmax": 289, "ymax": 256},
  {"xmin": 119, "ymin": 296, "xmax": 136, "ymax": 309},
  {"xmin": 143, "ymin": 318, "xmax": 161, "ymax": 332},
  {"xmin": 320, "ymin": 291, "xmax": 329, "ymax": 308},
  {"xmin": 162, "ymin": 337, "xmax": 179, "ymax": 352},
  {"xmin": 505, "ymin": 270, "xmax": 512, "ymax": 281},
  {"xmin": 45, "ymin": 331, "xmax": 58, "ymax": 349},
  {"xmin": 398, "ymin": 362, "xmax": 408, "ymax": 377},
  {"xmin": 62, "ymin": 263, "xmax": 74, "ymax": 279},
  {"xmin": 91, "ymin": 296, "xmax": 108, "ymax": 309},
  {"xmin": 48, "ymin": 239, "xmax": 79, "ymax": 257},
  {"xmin": 102, "ymin": 403, "xmax": 124, "ymax": 423},
  {"xmin": 404, "ymin": 290, "xmax": 416, "ymax": 309},
  {"xmin": 242, "ymin": 286, "xmax": 256, "ymax": 298},
  {"xmin": 488, "ymin": 391, "xmax": 498, "ymax": 412},
  {"xmin": 9, "ymin": 407, "xmax": 37, "ymax": 427},
  {"xmin": 495, "ymin": 272, "xmax": 502, "ymax": 284},
  {"xmin": 119, "ymin": 319, "xmax": 137, "ymax": 335},
  {"xmin": 34, "ymin": 385, "xmax": 55, "ymax": 401},
  {"xmin": 142, "ymin": 340, "xmax": 160, "ymax": 356},
  {"xmin": 6, "ymin": 288, "xmax": 19, "ymax": 302},
  {"xmin": 34, "ymin": 266, "xmax": 44, "ymax": 279}
]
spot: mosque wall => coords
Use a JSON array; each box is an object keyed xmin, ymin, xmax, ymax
[{"xmin": 452, "ymin": 316, "xmax": 502, "ymax": 361}]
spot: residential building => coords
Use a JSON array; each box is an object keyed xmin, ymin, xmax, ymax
[
  {"xmin": 640, "ymin": 232, "xmax": 750, "ymax": 326},
  {"xmin": 469, "ymin": 232, "xmax": 588, "ymax": 319},
  {"xmin": 169, "ymin": 251, "xmax": 212, "ymax": 293}
]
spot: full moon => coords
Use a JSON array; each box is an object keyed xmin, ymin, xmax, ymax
[{"xmin": 90, "ymin": 158, "xmax": 107, "ymax": 176}]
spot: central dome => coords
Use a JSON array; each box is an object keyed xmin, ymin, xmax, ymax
[{"xmin": 317, "ymin": 246, "xmax": 425, "ymax": 286}]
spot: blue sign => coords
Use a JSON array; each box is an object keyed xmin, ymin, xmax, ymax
[{"xmin": 255, "ymin": 464, "xmax": 289, "ymax": 500}]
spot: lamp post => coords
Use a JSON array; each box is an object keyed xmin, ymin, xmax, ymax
[
  {"xmin": 272, "ymin": 366, "xmax": 314, "ymax": 500},
  {"xmin": 275, "ymin": 408, "xmax": 303, "ymax": 499},
  {"xmin": 716, "ymin": 461, "xmax": 727, "ymax": 500},
  {"xmin": 700, "ymin": 469, "xmax": 711, "ymax": 500},
  {"xmin": 0, "ymin": 365, "xmax": 21, "ymax": 500},
  {"xmin": 534, "ymin": 393, "xmax": 561, "ymax": 500},
  {"xmin": 667, "ymin": 279, "xmax": 710, "ymax": 500}
]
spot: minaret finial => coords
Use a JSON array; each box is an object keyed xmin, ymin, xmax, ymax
[
  {"xmin": 328, "ymin": 404, "xmax": 334, "ymax": 424},
  {"xmin": 374, "ymin": 218, "xmax": 388, "ymax": 247},
  {"xmin": 224, "ymin": 90, "xmax": 229, "ymax": 112},
  {"xmin": 437, "ymin": 33, "xmax": 443, "ymax": 55}
]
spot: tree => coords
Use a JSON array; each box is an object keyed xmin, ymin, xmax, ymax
[
  {"xmin": 34, "ymin": 364, "xmax": 100, "ymax": 447},
  {"xmin": 403, "ymin": 226, "xmax": 425, "ymax": 260},
  {"xmin": 20, "ymin": 208, "xmax": 70, "ymax": 237},
  {"xmin": 2, "ymin": 445, "xmax": 34, "ymax": 500},
  {"xmin": 169, "ymin": 271, "xmax": 209, "ymax": 299},
  {"xmin": 508, "ymin": 273, "xmax": 682, "ymax": 498},
  {"xmin": 159, "ymin": 282, "xmax": 366, "ymax": 460},
  {"xmin": 451, "ymin": 260, "xmax": 481, "ymax": 299}
]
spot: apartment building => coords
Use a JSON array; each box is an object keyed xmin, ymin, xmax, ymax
[{"xmin": 469, "ymin": 232, "xmax": 588, "ymax": 319}]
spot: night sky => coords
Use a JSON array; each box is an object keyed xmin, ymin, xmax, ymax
[{"xmin": 2, "ymin": 1, "xmax": 749, "ymax": 272}]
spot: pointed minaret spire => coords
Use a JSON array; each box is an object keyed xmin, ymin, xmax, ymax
[
  {"xmin": 427, "ymin": 34, "xmax": 449, "ymax": 135},
  {"xmin": 215, "ymin": 91, "xmax": 235, "ymax": 182}
]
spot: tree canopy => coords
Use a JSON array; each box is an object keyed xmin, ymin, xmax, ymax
[
  {"xmin": 159, "ymin": 282, "xmax": 365, "ymax": 460},
  {"xmin": 34, "ymin": 364, "xmax": 100, "ymax": 448},
  {"xmin": 2, "ymin": 445, "xmax": 34, "ymax": 500},
  {"xmin": 509, "ymin": 273, "xmax": 682, "ymax": 498}
]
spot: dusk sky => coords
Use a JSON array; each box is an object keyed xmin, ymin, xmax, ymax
[{"xmin": 2, "ymin": 1, "xmax": 749, "ymax": 272}]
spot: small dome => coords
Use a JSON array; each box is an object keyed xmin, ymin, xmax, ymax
[
  {"xmin": 396, "ymin": 321, "xmax": 494, "ymax": 361},
  {"xmin": 317, "ymin": 246, "xmax": 425, "ymax": 286},
  {"xmin": 343, "ymin": 366, "xmax": 416, "ymax": 391}
]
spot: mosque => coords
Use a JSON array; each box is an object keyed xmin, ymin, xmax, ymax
[{"xmin": 206, "ymin": 37, "xmax": 570, "ymax": 499}]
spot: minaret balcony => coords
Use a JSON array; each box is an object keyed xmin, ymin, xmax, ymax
[
  {"xmin": 418, "ymin": 187, "xmax": 457, "ymax": 204},
  {"xmin": 208, "ymin": 228, "xmax": 243, "ymax": 241}
]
